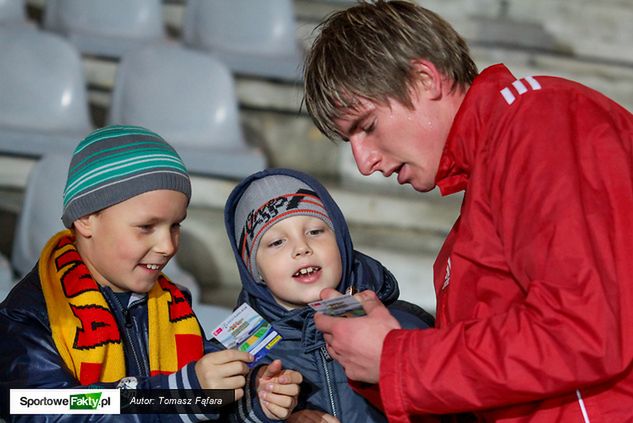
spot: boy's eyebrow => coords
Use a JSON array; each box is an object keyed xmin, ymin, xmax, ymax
[{"xmin": 135, "ymin": 212, "xmax": 187, "ymax": 224}]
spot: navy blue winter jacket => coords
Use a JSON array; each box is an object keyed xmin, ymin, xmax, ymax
[
  {"xmin": 224, "ymin": 168, "xmax": 434, "ymax": 422},
  {"xmin": 0, "ymin": 266, "xmax": 276, "ymax": 423}
]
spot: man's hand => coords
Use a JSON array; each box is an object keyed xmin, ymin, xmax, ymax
[
  {"xmin": 256, "ymin": 359, "xmax": 303, "ymax": 419},
  {"xmin": 314, "ymin": 289, "xmax": 400, "ymax": 383},
  {"xmin": 288, "ymin": 409, "xmax": 341, "ymax": 423},
  {"xmin": 194, "ymin": 349, "xmax": 253, "ymax": 401}
]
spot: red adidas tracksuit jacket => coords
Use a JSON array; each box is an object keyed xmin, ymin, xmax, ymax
[{"xmin": 361, "ymin": 64, "xmax": 633, "ymax": 422}]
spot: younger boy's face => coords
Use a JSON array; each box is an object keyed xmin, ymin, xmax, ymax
[
  {"xmin": 75, "ymin": 189, "xmax": 188, "ymax": 293},
  {"xmin": 256, "ymin": 215, "xmax": 342, "ymax": 310}
]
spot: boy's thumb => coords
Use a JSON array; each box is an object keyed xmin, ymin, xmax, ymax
[{"xmin": 262, "ymin": 359, "xmax": 282, "ymax": 378}]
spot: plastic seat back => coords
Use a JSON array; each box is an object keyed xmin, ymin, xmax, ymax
[
  {"xmin": 0, "ymin": 0, "xmax": 26, "ymax": 25},
  {"xmin": 110, "ymin": 43, "xmax": 243, "ymax": 149},
  {"xmin": 108, "ymin": 43, "xmax": 266, "ymax": 178},
  {"xmin": 11, "ymin": 154, "xmax": 70, "ymax": 276},
  {"xmin": 182, "ymin": 0, "xmax": 303, "ymax": 81},
  {"xmin": 43, "ymin": 0, "xmax": 165, "ymax": 58},
  {"xmin": 0, "ymin": 26, "xmax": 92, "ymax": 156}
]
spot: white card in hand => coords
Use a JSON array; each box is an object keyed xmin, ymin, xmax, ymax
[{"xmin": 308, "ymin": 294, "xmax": 366, "ymax": 317}]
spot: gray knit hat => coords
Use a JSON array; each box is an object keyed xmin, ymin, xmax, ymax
[
  {"xmin": 61, "ymin": 125, "xmax": 191, "ymax": 228},
  {"xmin": 234, "ymin": 174, "xmax": 334, "ymax": 280}
]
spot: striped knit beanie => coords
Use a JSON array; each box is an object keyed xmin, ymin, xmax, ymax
[
  {"xmin": 61, "ymin": 125, "xmax": 191, "ymax": 228},
  {"xmin": 234, "ymin": 174, "xmax": 334, "ymax": 280}
]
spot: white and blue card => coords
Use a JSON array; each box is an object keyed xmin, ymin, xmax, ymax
[{"xmin": 211, "ymin": 303, "xmax": 282, "ymax": 366}]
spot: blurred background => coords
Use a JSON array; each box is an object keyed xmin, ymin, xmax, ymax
[{"xmin": 0, "ymin": 0, "xmax": 632, "ymax": 324}]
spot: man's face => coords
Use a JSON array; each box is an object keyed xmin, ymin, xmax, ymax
[
  {"xmin": 334, "ymin": 80, "xmax": 454, "ymax": 192},
  {"xmin": 76, "ymin": 190, "xmax": 188, "ymax": 293},
  {"xmin": 256, "ymin": 215, "xmax": 342, "ymax": 310}
]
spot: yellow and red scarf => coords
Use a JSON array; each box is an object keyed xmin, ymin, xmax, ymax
[{"xmin": 39, "ymin": 230, "xmax": 203, "ymax": 385}]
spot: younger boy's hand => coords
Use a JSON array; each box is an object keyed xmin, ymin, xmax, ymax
[
  {"xmin": 288, "ymin": 409, "xmax": 341, "ymax": 423},
  {"xmin": 256, "ymin": 359, "xmax": 302, "ymax": 419},
  {"xmin": 195, "ymin": 350, "xmax": 253, "ymax": 401}
]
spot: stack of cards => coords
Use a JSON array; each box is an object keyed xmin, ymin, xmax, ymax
[
  {"xmin": 308, "ymin": 295, "xmax": 366, "ymax": 317},
  {"xmin": 211, "ymin": 303, "xmax": 282, "ymax": 366}
]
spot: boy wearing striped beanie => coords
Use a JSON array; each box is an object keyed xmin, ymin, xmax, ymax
[{"xmin": 0, "ymin": 125, "xmax": 301, "ymax": 422}]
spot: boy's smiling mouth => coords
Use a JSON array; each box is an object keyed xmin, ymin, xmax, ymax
[
  {"xmin": 141, "ymin": 263, "xmax": 163, "ymax": 271},
  {"xmin": 292, "ymin": 266, "xmax": 321, "ymax": 278}
]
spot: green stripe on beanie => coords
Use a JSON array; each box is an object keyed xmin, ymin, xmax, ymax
[{"xmin": 62, "ymin": 125, "xmax": 191, "ymax": 228}]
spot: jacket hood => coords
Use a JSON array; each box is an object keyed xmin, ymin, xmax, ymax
[{"xmin": 224, "ymin": 168, "xmax": 399, "ymax": 321}]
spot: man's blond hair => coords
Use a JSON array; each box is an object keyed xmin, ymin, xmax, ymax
[{"xmin": 303, "ymin": 0, "xmax": 477, "ymax": 140}]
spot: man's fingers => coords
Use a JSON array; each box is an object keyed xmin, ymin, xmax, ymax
[
  {"xmin": 314, "ymin": 312, "xmax": 337, "ymax": 333},
  {"xmin": 355, "ymin": 290, "xmax": 384, "ymax": 315},
  {"xmin": 325, "ymin": 344, "xmax": 339, "ymax": 361},
  {"xmin": 315, "ymin": 290, "xmax": 385, "ymax": 334},
  {"xmin": 322, "ymin": 333, "xmax": 334, "ymax": 347},
  {"xmin": 354, "ymin": 289, "xmax": 377, "ymax": 303},
  {"xmin": 320, "ymin": 287, "xmax": 342, "ymax": 300}
]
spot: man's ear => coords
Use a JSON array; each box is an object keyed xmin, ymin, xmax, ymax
[
  {"xmin": 73, "ymin": 214, "xmax": 95, "ymax": 238},
  {"xmin": 410, "ymin": 59, "xmax": 443, "ymax": 100}
]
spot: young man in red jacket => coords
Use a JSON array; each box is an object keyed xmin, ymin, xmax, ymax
[{"xmin": 303, "ymin": 1, "xmax": 633, "ymax": 422}]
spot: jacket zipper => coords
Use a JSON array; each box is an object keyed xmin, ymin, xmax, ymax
[
  {"xmin": 576, "ymin": 389, "xmax": 591, "ymax": 423},
  {"xmin": 320, "ymin": 346, "xmax": 337, "ymax": 417},
  {"xmin": 112, "ymin": 295, "xmax": 147, "ymax": 376},
  {"xmin": 124, "ymin": 308, "xmax": 146, "ymax": 375}
]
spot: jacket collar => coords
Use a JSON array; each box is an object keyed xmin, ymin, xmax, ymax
[{"xmin": 435, "ymin": 64, "xmax": 517, "ymax": 195}]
